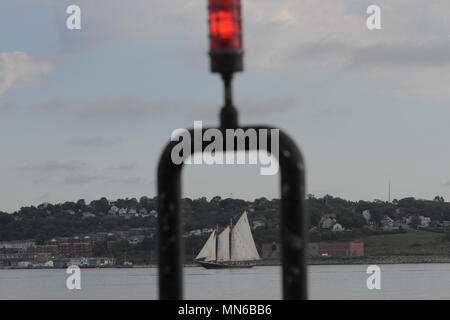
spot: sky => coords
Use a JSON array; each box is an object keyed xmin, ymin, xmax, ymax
[{"xmin": 1, "ymin": 0, "xmax": 450, "ymax": 212}]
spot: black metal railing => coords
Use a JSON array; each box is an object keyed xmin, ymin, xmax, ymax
[{"xmin": 157, "ymin": 75, "xmax": 308, "ymax": 299}]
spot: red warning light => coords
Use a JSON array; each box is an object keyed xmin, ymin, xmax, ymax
[{"xmin": 209, "ymin": 0, "xmax": 242, "ymax": 51}]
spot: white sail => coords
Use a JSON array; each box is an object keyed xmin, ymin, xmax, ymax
[
  {"xmin": 217, "ymin": 227, "xmax": 230, "ymax": 261},
  {"xmin": 195, "ymin": 230, "xmax": 216, "ymax": 261},
  {"xmin": 231, "ymin": 212, "xmax": 260, "ymax": 261}
]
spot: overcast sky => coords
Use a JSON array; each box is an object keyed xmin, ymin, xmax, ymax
[{"xmin": 1, "ymin": 0, "xmax": 450, "ymax": 212}]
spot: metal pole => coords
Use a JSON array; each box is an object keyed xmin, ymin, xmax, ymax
[
  {"xmin": 157, "ymin": 126, "xmax": 307, "ymax": 300},
  {"xmin": 158, "ymin": 143, "xmax": 183, "ymax": 300},
  {"xmin": 277, "ymin": 130, "xmax": 308, "ymax": 299},
  {"xmin": 220, "ymin": 74, "xmax": 238, "ymax": 130}
]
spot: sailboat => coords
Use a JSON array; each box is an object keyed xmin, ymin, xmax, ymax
[{"xmin": 195, "ymin": 211, "xmax": 261, "ymax": 269}]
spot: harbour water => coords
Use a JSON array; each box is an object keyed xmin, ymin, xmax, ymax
[{"xmin": 0, "ymin": 263, "xmax": 449, "ymax": 300}]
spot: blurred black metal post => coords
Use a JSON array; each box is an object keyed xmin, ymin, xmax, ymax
[{"xmin": 157, "ymin": 0, "xmax": 307, "ymax": 300}]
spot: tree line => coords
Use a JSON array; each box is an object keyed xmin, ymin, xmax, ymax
[{"xmin": 1, "ymin": 195, "xmax": 450, "ymax": 244}]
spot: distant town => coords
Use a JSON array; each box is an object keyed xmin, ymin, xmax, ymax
[{"xmin": 1, "ymin": 195, "xmax": 450, "ymax": 268}]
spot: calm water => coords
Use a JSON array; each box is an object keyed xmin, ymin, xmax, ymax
[{"xmin": 0, "ymin": 264, "xmax": 449, "ymax": 299}]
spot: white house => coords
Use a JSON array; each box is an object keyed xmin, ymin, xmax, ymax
[
  {"xmin": 381, "ymin": 216, "xmax": 395, "ymax": 229},
  {"xmin": 44, "ymin": 261, "xmax": 54, "ymax": 267},
  {"xmin": 202, "ymin": 228, "xmax": 214, "ymax": 235},
  {"xmin": 127, "ymin": 235, "xmax": 146, "ymax": 245},
  {"xmin": 331, "ymin": 223, "xmax": 344, "ymax": 232},
  {"xmin": 18, "ymin": 261, "xmax": 32, "ymax": 268},
  {"xmin": 252, "ymin": 220, "xmax": 266, "ymax": 230},
  {"xmin": 82, "ymin": 212, "xmax": 95, "ymax": 219},
  {"xmin": 362, "ymin": 210, "xmax": 371, "ymax": 224},
  {"xmin": 319, "ymin": 215, "xmax": 336, "ymax": 229},
  {"xmin": 109, "ymin": 206, "xmax": 119, "ymax": 215},
  {"xmin": 419, "ymin": 216, "xmax": 431, "ymax": 228},
  {"xmin": 188, "ymin": 229, "xmax": 202, "ymax": 237}
]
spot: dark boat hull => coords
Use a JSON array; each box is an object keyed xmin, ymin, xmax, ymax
[{"xmin": 197, "ymin": 261, "xmax": 255, "ymax": 269}]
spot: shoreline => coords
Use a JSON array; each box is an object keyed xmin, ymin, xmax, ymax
[
  {"xmin": 259, "ymin": 255, "xmax": 450, "ymax": 266},
  {"xmin": 2, "ymin": 256, "xmax": 450, "ymax": 269}
]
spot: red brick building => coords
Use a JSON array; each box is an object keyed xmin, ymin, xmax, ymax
[
  {"xmin": 26, "ymin": 245, "xmax": 59, "ymax": 256},
  {"xmin": 57, "ymin": 242, "xmax": 92, "ymax": 257},
  {"xmin": 309, "ymin": 242, "xmax": 364, "ymax": 257},
  {"xmin": 261, "ymin": 242, "xmax": 281, "ymax": 259}
]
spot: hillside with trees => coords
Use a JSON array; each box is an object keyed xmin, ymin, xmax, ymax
[{"xmin": 1, "ymin": 195, "xmax": 450, "ymax": 263}]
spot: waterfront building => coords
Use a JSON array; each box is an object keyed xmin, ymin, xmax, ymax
[{"xmin": 308, "ymin": 242, "xmax": 364, "ymax": 257}]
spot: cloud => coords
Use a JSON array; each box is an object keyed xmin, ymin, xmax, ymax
[
  {"xmin": 72, "ymin": 137, "xmax": 123, "ymax": 148},
  {"xmin": 348, "ymin": 42, "xmax": 450, "ymax": 69},
  {"xmin": 108, "ymin": 177, "xmax": 147, "ymax": 185},
  {"xmin": 0, "ymin": 52, "xmax": 53, "ymax": 97},
  {"xmin": 29, "ymin": 95, "xmax": 174, "ymax": 122},
  {"xmin": 40, "ymin": 0, "xmax": 450, "ymax": 70},
  {"xmin": 20, "ymin": 0, "xmax": 450, "ymax": 103},
  {"xmin": 240, "ymin": 96, "xmax": 300, "ymax": 115},
  {"xmin": 109, "ymin": 162, "xmax": 139, "ymax": 171},
  {"xmin": 63, "ymin": 174, "xmax": 104, "ymax": 185},
  {"xmin": 291, "ymin": 40, "xmax": 450, "ymax": 70},
  {"xmin": 188, "ymin": 96, "xmax": 300, "ymax": 119},
  {"xmin": 50, "ymin": 0, "xmax": 204, "ymax": 52},
  {"xmin": 19, "ymin": 161, "xmax": 88, "ymax": 173},
  {"xmin": 237, "ymin": 0, "xmax": 450, "ymax": 75},
  {"xmin": 62, "ymin": 174, "xmax": 147, "ymax": 186},
  {"xmin": 311, "ymin": 107, "xmax": 352, "ymax": 119},
  {"xmin": 49, "ymin": 95, "xmax": 299, "ymax": 122},
  {"xmin": 79, "ymin": 96, "xmax": 171, "ymax": 121},
  {"xmin": 0, "ymin": 101, "xmax": 16, "ymax": 111},
  {"xmin": 34, "ymin": 98, "xmax": 72, "ymax": 115},
  {"xmin": 0, "ymin": 101, "xmax": 15, "ymax": 121}
]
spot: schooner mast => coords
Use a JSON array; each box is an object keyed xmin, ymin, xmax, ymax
[{"xmin": 195, "ymin": 211, "xmax": 260, "ymax": 268}]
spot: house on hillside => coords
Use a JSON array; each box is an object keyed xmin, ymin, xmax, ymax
[
  {"xmin": 418, "ymin": 216, "xmax": 431, "ymax": 228},
  {"xmin": 319, "ymin": 215, "xmax": 337, "ymax": 230},
  {"xmin": 108, "ymin": 206, "xmax": 119, "ymax": 215},
  {"xmin": 362, "ymin": 210, "xmax": 371, "ymax": 224},
  {"xmin": 331, "ymin": 223, "xmax": 344, "ymax": 232},
  {"xmin": 188, "ymin": 229, "xmax": 202, "ymax": 237},
  {"xmin": 381, "ymin": 216, "xmax": 396, "ymax": 230},
  {"xmin": 127, "ymin": 235, "xmax": 146, "ymax": 245},
  {"xmin": 82, "ymin": 212, "xmax": 95, "ymax": 219},
  {"xmin": 149, "ymin": 210, "xmax": 157, "ymax": 218},
  {"xmin": 252, "ymin": 220, "xmax": 266, "ymax": 230},
  {"xmin": 202, "ymin": 228, "xmax": 214, "ymax": 235}
]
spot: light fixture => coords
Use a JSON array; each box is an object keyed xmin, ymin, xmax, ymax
[{"xmin": 208, "ymin": 0, "xmax": 243, "ymax": 74}]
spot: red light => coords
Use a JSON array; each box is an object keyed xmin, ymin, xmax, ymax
[
  {"xmin": 209, "ymin": 0, "xmax": 242, "ymax": 50},
  {"xmin": 210, "ymin": 11, "xmax": 234, "ymax": 38}
]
